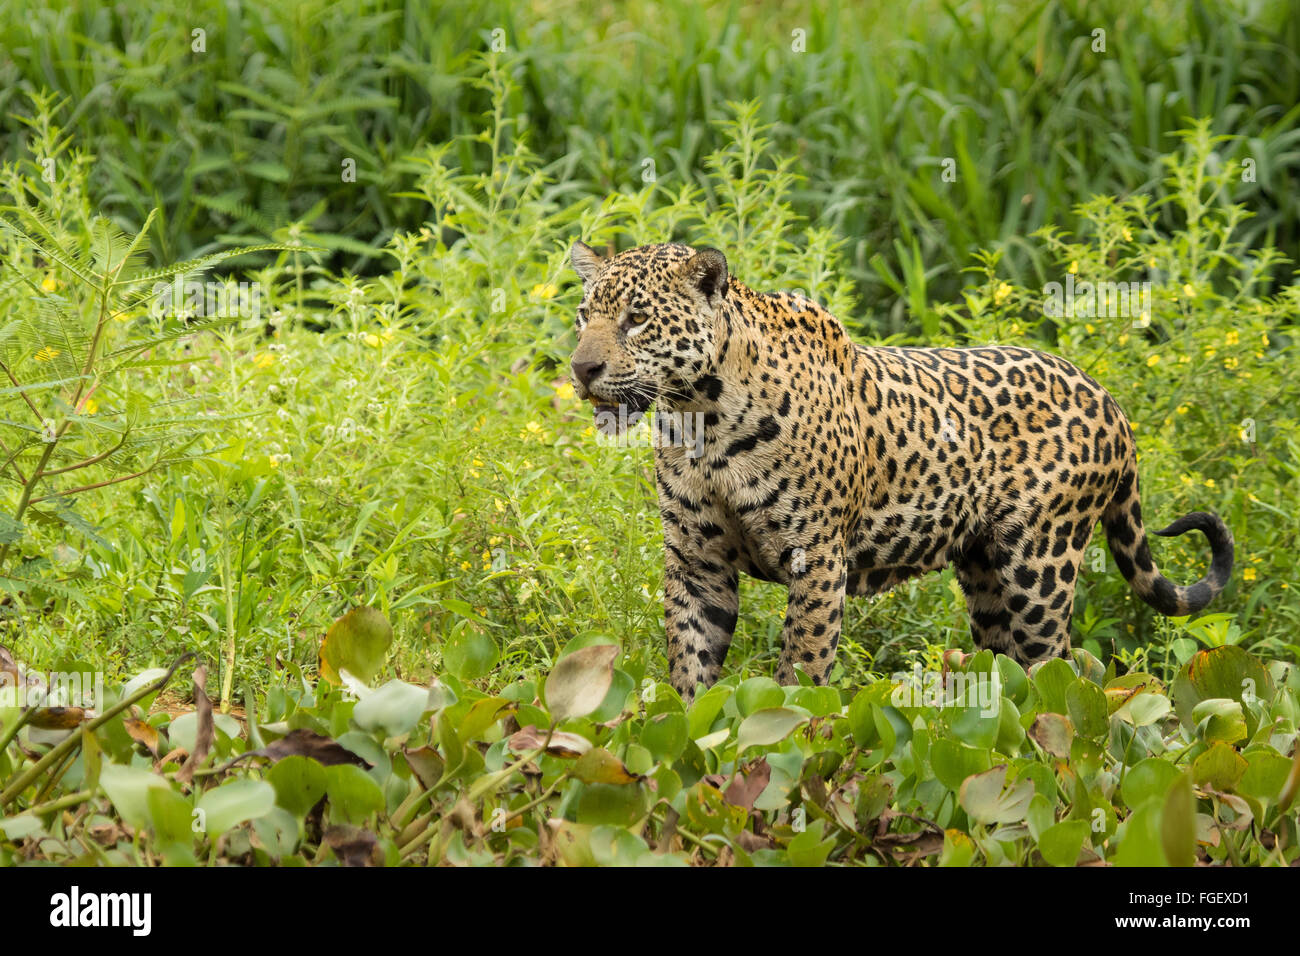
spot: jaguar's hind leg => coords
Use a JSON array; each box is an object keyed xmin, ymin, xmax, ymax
[{"xmin": 952, "ymin": 535, "xmax": 1014, "ymax": 656}]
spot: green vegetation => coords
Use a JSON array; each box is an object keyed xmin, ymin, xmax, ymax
[{"xmin": 0, "ymin": 3, "xmax": 1297, "ymax": 866}]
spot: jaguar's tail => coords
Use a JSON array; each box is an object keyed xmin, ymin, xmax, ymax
[{"xmin": 1102, "ymin": 467, "xmax": 1234, "ymax": 616}]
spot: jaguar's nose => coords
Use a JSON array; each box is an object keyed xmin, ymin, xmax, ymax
[{"xmin": 571, "ymin": 359, "xmax": 605, "ymax": 389}]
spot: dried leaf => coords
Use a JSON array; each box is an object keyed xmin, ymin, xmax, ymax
[
  {"xmin": 249, "ymin": 728, "xmax": 370, "ymax": 767},
  {"xmin": 176, "ymin": 666, "xmax": 214, "ymax": 786},
  {"xmin": 124, "ymin": 717, "xmax": 160, "ymax": 756}
]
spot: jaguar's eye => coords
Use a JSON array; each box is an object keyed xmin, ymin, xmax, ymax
[
  {"xmin": 621, "ymin": 311, "xmax": 651, "ymax": 334},
  {"xmin": 575, "ymin": 309, "xmax": 588, "ymax": 330}
]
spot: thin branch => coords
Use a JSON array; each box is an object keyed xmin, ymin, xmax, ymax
[
  {"xmin": 37, "ymin": 429, "xmax": 128, "ymax": 477},
  {"xmin": 29, "ymin": 464, "xmax": 156, "ymax": 504},
  {"xmin": 0, "ymin": 359, "xmax": 42, "ymax": 421}
]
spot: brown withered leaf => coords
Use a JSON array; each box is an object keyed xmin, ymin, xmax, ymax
[
  {"xmin": 250, "ymin": 728, "xmax": 370, "ymax": 767},
  {"xmin": 124, "ymin": 717, "xmax": 161, "ymax": 756},
  {"xmin": 403, "ymin": 745, "xmax": 445, "ymax": 789},
  {"xmin": 323, "ymin": 825, "xmax": 382, "ymax": 867},
  {"xmin": 507, "ymin": 724, "xmax": 591, "ymax": 757},
  {"xmin": 28, "ymin": 707, "xmax": 86, "ymax": 729},
  {"xmin": 725, "ymin": 759, "xmax": 772, "ymax": 812},
  {"xmin": 176, "ymin": 665, "xmax": 214, "ymax": 786}
]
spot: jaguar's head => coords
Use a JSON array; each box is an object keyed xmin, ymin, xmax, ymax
[{"xmin": 568, "ymin": 241, "xmax": 729, "ymax": 434}]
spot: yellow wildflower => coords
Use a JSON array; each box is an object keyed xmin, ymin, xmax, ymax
[
  {"xmin": 1146, "ymin": 354, "xmax": 1159, "ymax": 367},
  {"xmin": 1067, "ymin": 261, "xmax": 1078, "ymax": 275},
  {"xmin": 1182, "ymin": 283, "xmax": 1196, "ymax": 298},
  {"xmin": 1242, "ymin": 568, "xmax": 1257, "ymax": 582},
  {"xmin": 34, "ymin": 346, "xmax": 60, "ymax": 362},
  {"xmin": 254, "ymin": 352, "xmax": 276, "ymax": 369},
  {"xmin": 1121, "ymin": 227, "xmax": 1133, "ymax": 241},
  {"xmin": 530, "ymin": 283, "xmax": 558, "ymax": 300},
  {"xmin": 1225, "ymin": 330, "xmax": 1239, "ymax": 346},
  {"xmin": 555, "ymin": 381, "xmax": 576, "ymax": 401},
  {"xmin": 994, "ymin": 282, "xmax": 1012, "ymax": 305},
  {"xmin": 364, "ymin": 333, "xmax": 381, "ymax": 347}
]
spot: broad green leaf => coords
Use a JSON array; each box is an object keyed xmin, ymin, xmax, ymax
[
  {"xmin": 1160, "ymin": 772, "xmax": 1196, "ymax": 867},
  {"xmin": 352, "ymin": 679, "xmax": 429, "ymax": 737},
  {"xmin": 267, "ymin": 755, "xmax": 328, "ymax": 818},
  {"xmin": 319, "ymin": 606, "xmax": 393, "ymax": 686},
  {"xmin": 1039, "ymin": 819, "xmax": 1089, "ymax": 867},
  {"xmin": 99, "ymin": 763, "xmax": 170, "ymax": 831},
  {"xmin": 958, "ymin": 765, "xmax": 1033, "ymax": 825},
  {"xmin": 735, "ymin": 707, "xmax": 808, "ymax": 753},
  {"xmin": 197, "ymin": 779, "xmax": 276, "ymax": 837},
  {"xmin": 325, "ymin": 763, "xmax": 385, "ymax": 824}
]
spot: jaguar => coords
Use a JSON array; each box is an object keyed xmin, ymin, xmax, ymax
[{"xmin": 566, "ymin": 240, "xmax": 1234, "ymax": 699}]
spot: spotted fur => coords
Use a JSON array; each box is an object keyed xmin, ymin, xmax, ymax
[{"xmin": 567, "ymin": 241, "xmax": 1234, "ymax": 699}]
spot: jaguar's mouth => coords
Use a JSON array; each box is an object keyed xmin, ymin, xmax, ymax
[{"xmin": 590, "ymin": 396, "xmax": 653, "ymax": 435}]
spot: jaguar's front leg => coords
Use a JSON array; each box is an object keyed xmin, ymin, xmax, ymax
[
  {"xmin": 663, "ymin": 545, "xmax": 739, "ymax": 702},
  {"xmin": 774, "ymin": 544, "xmax": 847, "ymax": 686}
]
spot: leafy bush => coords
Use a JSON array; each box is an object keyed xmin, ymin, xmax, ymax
[{"xmin": 0, "ymin": 61, "xmax": 1296, "ymax": 866}]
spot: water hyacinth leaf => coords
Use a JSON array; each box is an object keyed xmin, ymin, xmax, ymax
[
  {"xmin": 267, "ymin": 755, "xmax": 329, "ymax": 817},
  {"xmin": 441, "ymin": 623, "xmax": 499, "ymax": 680},
  {"xmin": 1191, "ymin": 697, "xmax": 1247, "ymax": 745},
  {"xmin": 572, "ymin": 747, "xmax": 641, "ymax": 785},
  {"xmin": 147, "ymin": 787, "xmax": 196, "ymax": 850},
  {"xmin": 325, "ymin": 763, "xmax": 385, "ymax": 824},
  {"xmin": 506, "ymin": 724, "xmax": 592, "ymax": 757},
  {"xmin": 1028, "ymin": 713, "xmax": 1073, "ymax": 758},
  {"xmin": 1038, "ymin": 819, "xmax": 1090, "ymax": 867},
  {"xmin": 1030, "ymin": 657, "xmax": 1075, "ymax": 715},
  {"xmin": 197, "ymin": 779, "xmax": 277, "ymax": 838},
  {"xmin": 588, "ymin": 668, "xmax": 635, "ymax": 723},
  {"xmin": 1238, "ymin": 750, "xmax": 1292, "ymax": 805},
  {"xmin": 1116, "ymin": 691, "xmax": 1171, "ymax": 727},
  {"xmin": 641, "ymin": 712, "xmax": 688, "ymax": 763},
  {"xmin": 1160, "ymin": 772, "xmax": 1197, "ymax": 868},
  {"xmin": 1066, "ymin": 678, "xmax": 1109, "ymax": 739},
  {"xmin": 958, "ymin": 765, "xmax": 1034, "ymax": 825},
  {"xmin": 352, "ymin": 679, "xmax": 429, "ymax": 738},
  {"xmin": 735, "ymin": 677, "xmax": 784, "ymax": 716},
  {"xmin": 939, "ymin": 829, "xmax": 976, "ymax": 866},
  {"xmin": 575, "ymin": 781, "xmax": 647, "ymax": 826},
  {"xmin": 1025, "ymin": 793, "xmax": 1055, "ymax": 842},
  {"xmin": 787, "ymin": 819, "xmax": 835, "ymax": 867},
  {"xmin": 929, "ymin": 737, "xmax": 992, "ymax": 792},
  {"xmin": 1192, "ymin": 741, "xmax": 1248, "ymax": 792},
  {"xmin": 1172, "ymin": 646, "xmax": 1273, "ymax": 732},
  {"xmin": 1114, "ymin": 803, "xmax": 1166, "ymax": 866},
  {"xmin": 687, "ymin": 682, "xmax": 733, "ymax": 739},
  {"xmin": 735, "ymin": 707, "xmax": 808, "ymax": 754},
  {"xmin": 99, "ymin": 762, "xmax": 170, "ymax": 830},
  {"xmin": 544, "ymin": 643, "xmax": 619, "ymax": 724},
  {"xmin": 319, "ymin": 606, "xmax": 393, "ymax": 686},
  {"xmin": 1121, "ymin": 757, "xmax": 1181, "ymax": 810},
  {"xmin": 949, "ymin": 697, "xmax": 1000, "ymax": 750}
]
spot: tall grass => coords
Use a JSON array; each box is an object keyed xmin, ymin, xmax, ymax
[{"xmin": 1, "ymin": 0, "xmax": 1297, "ymax": 326}]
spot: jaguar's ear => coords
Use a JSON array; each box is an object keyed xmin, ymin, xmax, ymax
[
  {"xmin": 681, "ymin": 247, "xmax": 729, "ymax": 309},
  {"xmin": 570, "ymin": 240, "xmax": 606, "ymax": 285}
]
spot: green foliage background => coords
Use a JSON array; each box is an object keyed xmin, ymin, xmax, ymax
[{"xmin": 0, "ymin": 0, "xmax": 1297, "ymax": 867}]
